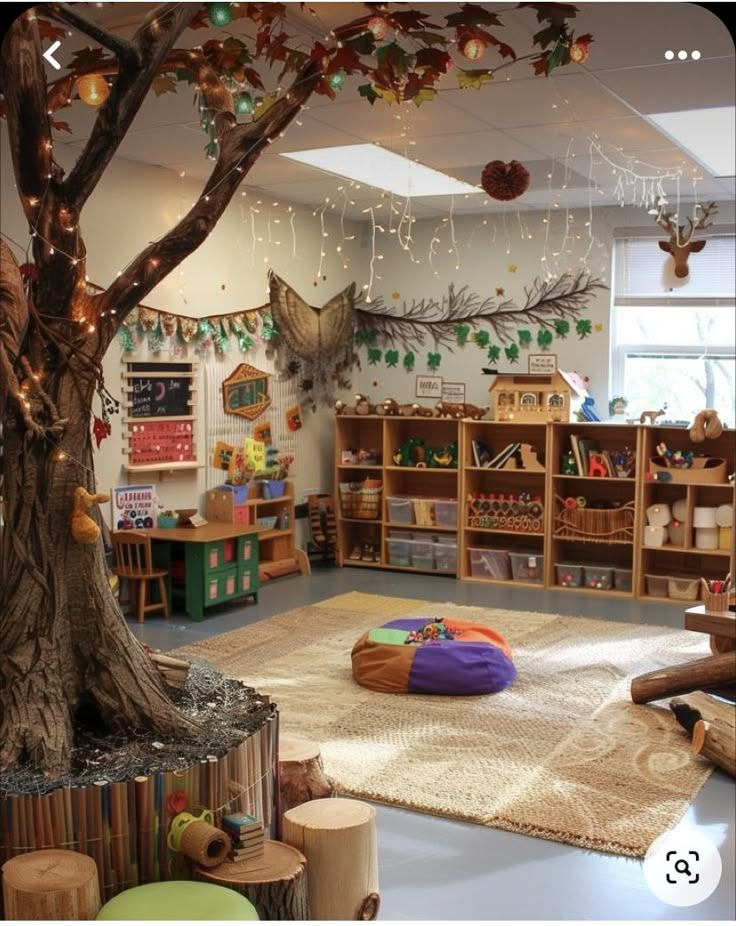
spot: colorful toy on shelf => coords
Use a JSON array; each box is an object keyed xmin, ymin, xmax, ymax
[
  {"xmin": 355, "ymin": 394, "xmax": 375, "ymax": 415},
  {"xmin": 392, "ymin": 438, "xmax": 457, "ymax": 469},
  {"xmin": 489, "ymin": 371, "xmax": 588, "ymax": 423},
  {"xmin": 689, "ymin": 408, "xmax": 724, "ymax": 443},
  {"xmin": 561, "ymin": 451, "xmax": 578, "ymax": 475},
  {"xmin": 467, "ymin": 493, "xmax": 544, "ymax": 533}
]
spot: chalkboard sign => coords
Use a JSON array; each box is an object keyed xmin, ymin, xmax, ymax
[
  {"xmin": 222, "ymin": 362, "xmax": 271, "ymax": 421},
  {"xmin": 127, "ymin": 363, "xmax": 192, "ymax": 418}
]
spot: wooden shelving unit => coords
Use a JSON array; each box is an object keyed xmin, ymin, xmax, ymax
[{"xmin": 333, "ymin": 416, "xmax": 735, "ymax": 602}]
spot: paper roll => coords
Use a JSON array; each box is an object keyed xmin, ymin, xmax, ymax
[
  {"xmin": 695, "ymin": 527, "xmax": 718, "ymax": 550},
  {"xmin": 646, "ymin": 503, "xmax": 671, "ymax": 527},
  {"xmin": 693, "ymin": 507, "xmax": 717, "ymax": 528},
  {"xmin": 719, "ymin": 527, "xmax": 732, "ymax": 550},
  {"xmin": 715, "ymin": 504, "xmax": 734, "ymax": 528},
  {"xmin": 672, "ymin": 498, "xmax": 688, "ymax": 522}
]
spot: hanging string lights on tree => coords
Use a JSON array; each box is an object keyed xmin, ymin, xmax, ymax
[
  {"xmin": 458, "ymin": 31, "xmax": 487, "ymax": 61},
  {"xmin": 234, "ymin": 91, "xmax": 254, "ymax": 115},
  {"xmin": 569, "ymin": 36, "xmax": 591, "ymax": 64},
  {"xmin": 328, "ymin": 69, "xmax": 347, "ymax": 92},
  {"xmin": 367, "ymin": 16, "xmax": 389, "ymax": 40},
  {"xmin": 207, "ymin": 2, "xmax": 233, "ymax": 27},
  {"xmin": 77, "ymin": 74, "xmax": 110, "ymax": 106}
]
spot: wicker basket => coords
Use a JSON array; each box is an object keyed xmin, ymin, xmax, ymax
[
  {"xmin": 339, "ymin": 481, "xmax": 382, "ymax": 520},
  {"xmin": 554, "ymin": 496, "xmax": 635, "ymax": 543}
]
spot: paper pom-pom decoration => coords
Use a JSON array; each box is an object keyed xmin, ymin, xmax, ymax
[{"xmin": 480, "ymin": 159, "xmax": 530, "ymax": 201}]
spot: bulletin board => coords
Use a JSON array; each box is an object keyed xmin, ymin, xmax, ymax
[{"xmin": 122, "ymin": 360, "xmax": 198, "ymax": 470}]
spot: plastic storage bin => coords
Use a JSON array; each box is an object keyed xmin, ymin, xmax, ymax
[
  {"xmin": 468, "ymin": 548, "xmax": 510, "ymax": 580},
  {"xmin": 387, "ymin": 496, "xmax": 414, "ymax": 524},
  {"xmin": 409, "ymin": 539, "xmax": 435, "ymax": 570},
  {"xmin": 509, "ymin": 551, "xmax": 543, "ymax": 583},
  {"xmin": 613, "ymin": 567, "xmax": 633, "ymax": 592},
  {"xmin": 583, "ymin": 566, "xmax": 613, "ymax": 590},
  {"xmin": 668, "ymin": 577, "xmax": 700, "ymax": 601},
  {"xmin": 434, "ymin": 542, "xmax": 458, "ymax": 574},
  {"xmin": 645, "ymin": 574, "xmax": 669, "ymax": 598},
  {"xmin": 434, "ymin": 499, "xmax": 458, "ymax": 527},
  {"xmin": 387, "ymin": 538, "xmax": 411, "ymax": 567},
  {"xmin": 556, "ymin": 563, "xmax": 583, "ymax": 588}
]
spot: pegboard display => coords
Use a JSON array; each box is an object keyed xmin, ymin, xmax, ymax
[
  {"xmin": 129, "ymin": 420, "xmax": 195, "ymax": 465},
  {"xmin": 123, "ymin": 359, "xmax": 199, "ymax": 472}
]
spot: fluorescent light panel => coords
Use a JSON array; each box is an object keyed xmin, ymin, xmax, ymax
[
  {"xmin": 646, "ymin": 106, "xmax": 735, "ymax": 177},
  {"xmin": 281, "ymin": 144, "xmax": 482, "ymax": 197}
]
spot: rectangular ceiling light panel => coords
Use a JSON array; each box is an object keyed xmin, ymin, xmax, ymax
[
  {"xmin": 646, "ymin": 106, "xmax": 735, "ymax": 177},
  {"xmin": 281, "ymin": 143, "xmax": 482, "ymax": 197}
]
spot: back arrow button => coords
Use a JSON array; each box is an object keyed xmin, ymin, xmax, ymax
[{"xmin": 43, "ymin": 40, "xmax": 62, "ymax": 71}]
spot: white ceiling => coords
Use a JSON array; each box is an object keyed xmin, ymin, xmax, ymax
[{"xmin": 51, "ymin": 2, "xmax": 736, "ymax": 216}]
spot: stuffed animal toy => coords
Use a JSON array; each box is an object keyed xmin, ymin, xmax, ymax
[
  {"xmin": 71, "ymin": 486, "xmax": 111, "ymax": 544},
  {"xmin": 689, "ymin": 408, "xmax": 724, "ymax": 443}
]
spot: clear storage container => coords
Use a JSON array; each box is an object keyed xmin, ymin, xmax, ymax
[
  {"xmin": 645, "ymin": 574, "xmax": 669, "ymax": 598},
  {"xmin": 409, "ymin": 539, "xmax": 435, "ymax": 570},
  {"xmin": 556, "ymin": 563, "xmax": 583, "ymax": 588},
  {"xmin": 583, "ymin": 566, "xmax": 613, "ymax": 590},
  {"xmin": 434, "ymin": 499, "xmax": 458, "ymax": 527},
  {"xmin": 386, "ymin": 496, "xmax": 414, "ymax": 524},
  {"xmin": 387, "ymin": 539, "xmax": 411, "ymax": 567},
  {"xmin": 434, "ymin": 542, "xmax": 457, "ymax": 574},
  {"xmin": 613, "ymin": 567, "xmax": 633, "ymax": 592},
  {"xmin": 468, "ymin": 547, "xmax": 510, "ymax": 580},
  {"xmin": 509, "ymin": 551, "xmax": 543, "ymax": 583}
]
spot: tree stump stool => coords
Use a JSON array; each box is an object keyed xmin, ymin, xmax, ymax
[
  {"xmin": 194, "ymin": 839, "xmax": 308, "ymax": 920},
  {"xmin": 2, "ymin": 849, "xmax": 101, "ymax": 921},
  {"xmin": 279, "ymin": 735, "xmax": 334, "ymax": 814},
  {"xmin": 282, "ymin": 798, "xmax": 379, "ymax": 921}
]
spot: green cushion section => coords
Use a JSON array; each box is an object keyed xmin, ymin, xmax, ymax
[
  {"xmin": 96, "ymin": 882, "xmax": 260, "ymax": 921},
  {"xmin": 367, "ymin": 627, "xmax": 408, "ymax": 646}
]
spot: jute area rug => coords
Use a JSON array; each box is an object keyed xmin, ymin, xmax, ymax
[{"xmin": 175, "ymin": 592, "xmax": 714, "ymax": 858}]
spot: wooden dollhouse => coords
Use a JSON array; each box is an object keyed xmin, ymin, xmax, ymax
[{"xmin": 489, "ymin": 371, "xmax": 588, "ymax": 422}]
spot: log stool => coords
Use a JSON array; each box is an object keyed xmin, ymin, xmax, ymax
[
  {"xmin": 96, "ymin": 881, "xmax": 259, "ymax": 920},
  {"xmin": 279, "ymin": 735, "xmax": 334, "ymax": 814},
  {"xmin": 2, "ymin": 849, "xmax": 101, "ymax": 921},
  {"xmin": 194, "ymin": 839, "xmax": 308, "ymax": 920},
  {"xmin": 282, "ymin": 798, "xmax": 379, "ymax": 921}
]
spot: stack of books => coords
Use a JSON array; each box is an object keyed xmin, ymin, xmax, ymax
[{"xmin": 221, "ymin": 812, "xmax": 265, "ymax": 861}]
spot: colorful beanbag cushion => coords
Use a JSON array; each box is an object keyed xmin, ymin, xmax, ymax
[{"xmin": 351, "ymin": 617, "xmax": 516, "ymax": 695}]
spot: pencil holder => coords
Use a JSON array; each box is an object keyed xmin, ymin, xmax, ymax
[{"xmin": 700, "ymin": 579, "xmax": 729, "ymax": 612}]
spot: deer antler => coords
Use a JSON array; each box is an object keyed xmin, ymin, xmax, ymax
[
  {"xmin": 656, "ymin": 210, "xmax": 678, "ymax": 234},
  {"xmin": 689, "ymin": 200, "xmax": 719, "ymax": 234}
]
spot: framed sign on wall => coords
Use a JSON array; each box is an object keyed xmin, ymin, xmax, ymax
[
  {"xmin": 528, "ymin": 353, "xmax": 557, "ymax": 374},
  {"xmin": 415, "ymin": 375, "xmax": 443, "ymax": 399},
  {"xmin": 222, "ymin": 363, "xmax": 271, "ymax": 420}
]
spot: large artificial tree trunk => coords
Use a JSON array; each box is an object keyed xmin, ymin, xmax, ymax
[{"xmin": 0, "ymin": 5, "xmax": 319, "ymax": 776}]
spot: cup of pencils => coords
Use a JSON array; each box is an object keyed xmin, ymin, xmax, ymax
[{"xmin": 700, "ymin": 574, "xmax": 731, "ymax": 612}]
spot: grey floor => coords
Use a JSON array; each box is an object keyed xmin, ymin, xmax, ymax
[{"xmin": 129, "ymin": 568, "xmax": 736, "ymax": 921}]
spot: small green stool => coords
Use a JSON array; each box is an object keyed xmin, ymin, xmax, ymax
[{"xmin": 96, "ymin": 881, "xmax": 260, "ymax": 920}]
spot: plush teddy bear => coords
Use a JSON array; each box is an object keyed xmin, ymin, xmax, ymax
[{"xmin": 689, "ymin": 408, "xmax": 724, "ymax": 443}]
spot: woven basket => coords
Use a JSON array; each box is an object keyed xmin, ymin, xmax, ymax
[
  {"xmin": 554, "ymin": 496, "xmax": 635, "ymax": 543},
  {"xmin": 339, "ymin": 482, "xmax": 382, "ymax": 520}
]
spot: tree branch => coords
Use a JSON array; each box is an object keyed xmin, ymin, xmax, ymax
[
  {"xmin": 0, "ymin": 13, "xmax": 54, "ymax": 222},
  {"xmin": 63, "ymin": 3, "xmax": 200, "ymax": 209},
  {"xmin": 97, "ymin": 59, "xmax": 322, "ymax": 343},
  {"xmin": 44, "ymin": 3, "xmax": 134, "ymax": 61}
]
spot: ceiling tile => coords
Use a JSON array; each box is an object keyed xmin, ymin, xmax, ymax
[
  {"xmin": 504, "ymin": 123, "xmax": 594, "ymax": 158},
  {"xmin": 595, "ymin": 58, "xmax": 736, "ymax": 114},
  {"xmin": 306, "ymin": 97, "xmax": 484, "ymax": 140},
  {"xmin": 391, "ymin": 129, "xmax": 544, "ymax": 169}
]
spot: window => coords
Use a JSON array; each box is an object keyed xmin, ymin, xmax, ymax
[
  {"xmin": 548, "ymin": 393, "xmax": 565, "ymax": 408},
  {"xmin": 611, "ymin": 234, "xmax": 735, "ymax": 423}
]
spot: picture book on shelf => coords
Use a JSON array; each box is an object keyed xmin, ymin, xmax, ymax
[
  {"xmin": 471, "ymin": 440, "xmax": 493, "ymax": 468},
  {"xmin": 488, "ymin": 442, "xmax": 520, "ymax": 469}
]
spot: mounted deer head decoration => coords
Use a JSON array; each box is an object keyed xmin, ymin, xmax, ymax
[{"xmin": 656, "ymin": 201, "xmax": 719, "ymax": 278}]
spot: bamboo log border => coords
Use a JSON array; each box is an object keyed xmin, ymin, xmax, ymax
[{"xmin": 0, "ymin": 713, "xmax": 279, "ymax": 905}]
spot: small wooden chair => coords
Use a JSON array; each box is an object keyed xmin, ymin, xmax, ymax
[
  {"xmin": 111, "ymin": 530, "xmax": 169, "ymax": 623},
  {"xmin": 307, "ymin": 494, "xmax": 337, "ymax": 565}
]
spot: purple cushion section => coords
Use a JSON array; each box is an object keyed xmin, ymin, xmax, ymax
[{"xmin": 407, "ymin": 641, "xmax": 516, "ymax": 695}]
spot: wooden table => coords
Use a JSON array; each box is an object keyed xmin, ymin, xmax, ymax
[{"xmin": 145, "ymin": 524, "xmax": 261, "ymax": 621}]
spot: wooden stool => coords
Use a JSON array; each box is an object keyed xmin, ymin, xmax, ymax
[
  {"xmin": 96, "ymin": 881, "xmax": 259, "ymax": 920},
  {"xmin": 2, "ymin": 849, "xmax": 101, "ymax": 921},
  {"xmin": 279, "ymin": 735, "xmax": 334, "ymax": 815},
  {"xmin": 194, "ymin": 839, "xmax": 308, "ymax": 920},
  {"xmin": 283, "ymin": 798, "xmax": 379, "ymax": 921}
]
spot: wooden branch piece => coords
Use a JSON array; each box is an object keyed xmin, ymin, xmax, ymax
[
  {"xmin": 279, "ymin": 735, "xmax": 334, "ymax": 814},
  {"xmin": 692, "ymin": 718, "xmax": 735, "ymax": 777},
  {"xmin": 631, "ymin": 652, "xmax": 736, "ymax": 704},
  {"xmin": 146, "ymin": 648, "xmax": 191, "ymax": 690},
  {"xmin": 1, "ymin": 849, "xmax": 101, "ymax": 920},
  {"xmin": 283, "ymin": 798, "xmax": 379, "ymax": 921}
]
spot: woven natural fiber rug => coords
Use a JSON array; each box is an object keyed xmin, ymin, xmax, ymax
[{"xmin": 175, "ymin": 592, "xmax": 714, "ymax": 857}]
